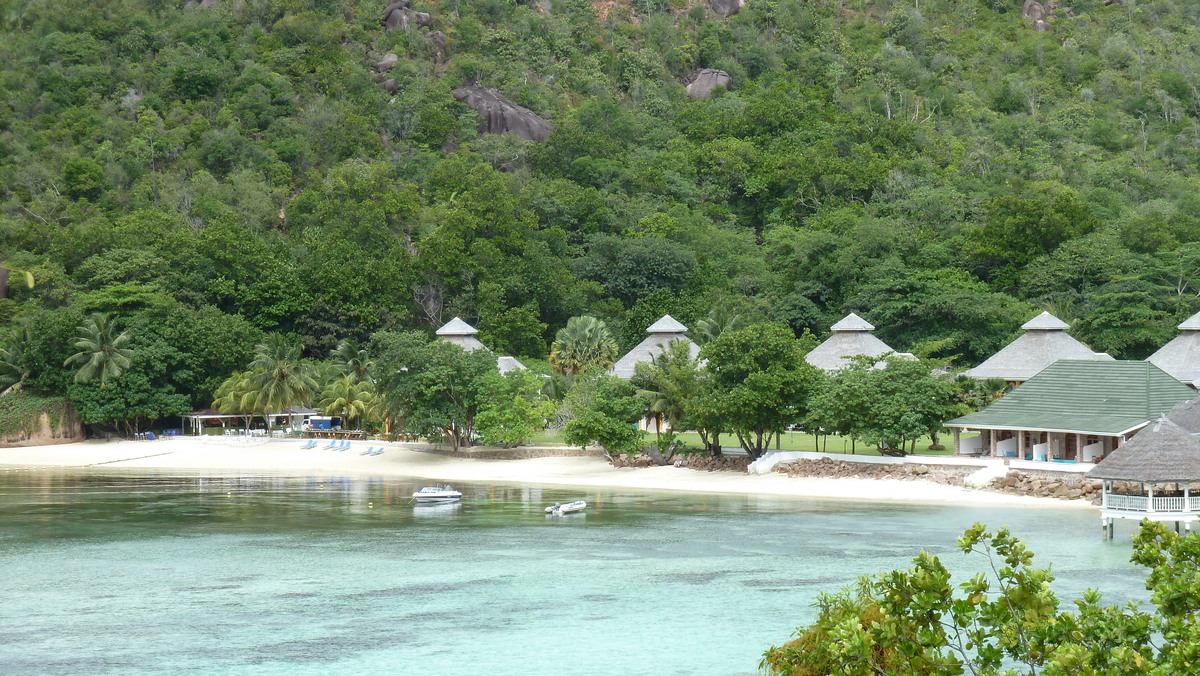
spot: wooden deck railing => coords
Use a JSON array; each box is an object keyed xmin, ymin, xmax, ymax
[{"xmin": 1104, "ymin": 494, "xmax": 1198, "ymax": 513}]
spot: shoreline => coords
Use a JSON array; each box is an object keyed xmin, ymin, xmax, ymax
[{"xmin": 0, "ymin": 437, "xmax": 1089, "ymax": 509}]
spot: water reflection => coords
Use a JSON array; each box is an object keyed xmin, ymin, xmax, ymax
[{"xmin": 0, "ymin": 469, "xmax": 1152, "ymax": 676}]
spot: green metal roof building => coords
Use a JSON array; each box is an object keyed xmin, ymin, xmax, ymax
[{"xmin": 946, "ymin": 360, "xmax": 1195, "ymax": 463}]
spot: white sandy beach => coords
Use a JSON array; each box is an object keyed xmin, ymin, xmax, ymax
[{"xmin": 0, "ymin": 437, "xmax": 1088, "ymax": 508}]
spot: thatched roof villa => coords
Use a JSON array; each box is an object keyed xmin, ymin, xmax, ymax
[
  {"xmin": 435, "ymin": 317, "xmax": 526, "ymax": 373},
  {"xmin": 609, "ymin": 315, "xmax": 701, "ymax": 379},
  {"xmin": 804, "ymin": 313, "xmax": 913, "ymax": 372},
  {"xmin": 1146, "ymin": 310, "xmax": 1200, "ymax": 387},
  {"xmin": 963, "ymin": 311, "xmax": 1112, "ymax": 384}
]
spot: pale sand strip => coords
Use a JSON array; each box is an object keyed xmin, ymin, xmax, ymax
[{"xmin": 0, "ymin": 438, "xmax": 1086, "ymax": 508}]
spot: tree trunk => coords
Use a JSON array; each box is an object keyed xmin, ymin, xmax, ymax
[
  {"xmin": 0, "ymin": 267, "xmax": 8, "ymax": 299},
  {"xmin": 643, "ymin": 440, "xmax": 677, "ymax": 466}
]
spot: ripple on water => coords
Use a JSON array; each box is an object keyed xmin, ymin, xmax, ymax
[{"xmin": 0, "ymin": 472, "xmax": 1151, "ymax": 676}]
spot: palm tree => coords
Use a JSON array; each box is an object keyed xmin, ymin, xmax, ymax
[
  {"xmin": 633, "ymin": 340, "xmax": 697, "ymax": 432},
  {"xmin": 549, "ymin": 316, "xmax": 619, "ymax": 375},
  {"xmin": 63, "ymin": 313, "xmax": 134, "ymax": 388},
  {"xmin": 212, "ymin": 370, "xmax": 254, "ymax": 429},
  {"xmin": 242, "ymin": 335, "xmax": 319, "ymax": 425},
  {"xmin": 330, "ymin": 339, "xmax": 373, "ymax": 383},
  {"xmin": 0, "ymin": 261, "xmax": 34, "ymax": 300},
  {"xmin": 316, "ymin": 374, "xmax": 375, "ymax": 423},
  {"xmin": 691, "ymin": 305, "xmax": 745, "ymax": 346},
  {"xmin": 0, "ymin": 327, "xmax": 33, "ymax": 396}
]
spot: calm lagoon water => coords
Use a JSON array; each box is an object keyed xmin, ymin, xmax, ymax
[{"xmin": 0, "ymin": 470, "xmax": 1149, "ymax": 676}]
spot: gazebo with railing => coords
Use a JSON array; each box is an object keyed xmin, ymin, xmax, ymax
[{"xmin": 1086, "ymin": 416, "xmax": 1200, "ymax": 540}]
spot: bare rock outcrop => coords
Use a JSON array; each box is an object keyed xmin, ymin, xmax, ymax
[
  {"xmin": 376, "ymin": 53, "xmax": 399, "ymax": 72},
  {"xmin": 711, "ymin": 0, "xmax": 743, "ymax": 17},
  {"xmin": 451, "ymin": 85, "xmax": 554, "ymax": 142},
  {"xmin": 381, "ymin": 1, "xmax": 432, "ymax": 30},
  {"xmin": 685, "ymin": 69, "xmax": 732, "ymax": 99},
  {"xmin": 427, "ymin": 31, "xmax": 448, "ymax": 64},
  {"xmin": 1023, "ymin": 0, "xmax": 1051, "ymax": 32}
]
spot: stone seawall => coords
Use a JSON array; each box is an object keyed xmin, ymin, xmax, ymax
[
  {"xmin": 774, "ymin": 456, "xmax": 970, "ymax": 486},
  {"xmin": 608, "ymin": 454, "xmax": 752, "ymax": 471}
]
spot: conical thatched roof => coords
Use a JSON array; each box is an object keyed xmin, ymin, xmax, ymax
[
  {"xmin": 1146, "ymin": 311, "xmax": 1200, "ymax": 385},
  {"xmin": 610, "ymin": 315, "xmax": 700, "ymax": 379},
  {"xmin": 436, "ymin": 317, "xmax": 487, "ymax": 351},
  {"xmin": 1086, "ymin": 417, "xmax": 1200, "ymax": 482},
  {"xmin": 1021, "ymin": 311, "xmax": 1070, "ymax": 330},
  {"xmin": 805, "ymin": 313, "xmax": 900, "ymax": 372},
  {"xmin": 830, "ymin": 312, "xmax": 875, "ymax": 331},
  {"xmin": 496, "ymin": 356, "xmax": 526, "ymax": 374},
  {"xmin": 1166, "ymin": 396, "xmax": 1200, "ymax": 433},
  {"xmin": 964, "ymin": 312, "xmax": 1111, "ymax": 381},
  {"xmin": 645, "ymin": 314, "xmax": 688, "ymax": 333},
  {"xmin": 436, "ymin": 316, "xmax": 478, "ymax": 336},
  {"xmin": 435, "ymin": 317, "xmax": 526, "ymax": 372}
]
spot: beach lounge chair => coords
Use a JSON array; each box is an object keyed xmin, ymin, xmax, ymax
[
  {"xmin": 302, "ymin": 440, "xmax": 317, "ymax": 449},
  {"xmin": 322, "ymin": 440, "xmax": 337, "ymax": 450},
  {"xmin": 339, "ymin": 441, "xmax": 350, "ymax": 451},
  {"xmin": 359, "ymin": 446, "xmax": 374, "ymax": 455},
  {"xmin": 369, "ymin": 448, "xmax": 384, "ymax": 456}
]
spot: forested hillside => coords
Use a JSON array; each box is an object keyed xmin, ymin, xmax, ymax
[{"xmin": 2, "ymin": 0, "xmax": 1200, "ymax": 423}]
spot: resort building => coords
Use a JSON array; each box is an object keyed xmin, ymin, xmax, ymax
[
  {"xmin": 946, "ymin": 360, "xmax": 1195, "ymax": 462},
  {"xmin": 1087, "ymin": 414, "xmax": 1200, "ymax": 539},
  {"xmin": 609, "ymin": 315, "xmax": 701, "ymax": 379},
  {"xmin": 1146, "ymin": 310, "xmax": 1200, "ymax": 387},
  {"xmin": 435, "ymin": 317, "xmax": 526, "ymax": 373},
  {"xmin": 609, "ymin": 315, "xmax": 702, "ymax": 433},
  {"xmin": 804, "ymin": 313, "xmax": 912, "ymax": 372},
  {"xmin": 963, "ymin": 311, "xmax": 1112, "ymax": 385}
]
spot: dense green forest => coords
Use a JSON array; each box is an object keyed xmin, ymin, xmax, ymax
[{"xmin": 2, "ymin": 0, "xmax": 1200, "ymax": 430}]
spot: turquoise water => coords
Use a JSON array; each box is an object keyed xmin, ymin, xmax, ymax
[{"xmin": 0, "ymin": 471, "xmax": 1148, "ymax": 675}]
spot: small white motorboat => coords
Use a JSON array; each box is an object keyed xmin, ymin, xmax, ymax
[
  {"xmin": 412, "ymin": 485, "xmax": 462, "ymax": 503},
  {"xmin": 545, "ymin": 500, "xmax": 586, "ymax": 516}
]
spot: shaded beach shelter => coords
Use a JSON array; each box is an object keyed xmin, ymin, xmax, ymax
[
  {"xmin": 804, "ymin": 313, "xmax": 911, "ymax": 372},
  {"xmin": 1086, "ymin": 415, "xmax": 1200, "ymax": 539},
  {"xmin": 435, "ymin": 317, "xmax": 526, "ymax": 372},
  {"xmin": 946, "ymin": 360, "xmax": 1194, "ymax": 461},
  {"xmin": 180, "ymin": 405, "xmax": 316, "ymax": 435},
  {"xmin": 609, "ymin": 315, "xmax": 701, "ymax": 379},
  {"xmin": 963, "ymin": 311, "xmax": 1112, "ymax": 384},
  {"xmin": 1146, "ymin": 311, "xmax": 1200, "ymax": 386}
]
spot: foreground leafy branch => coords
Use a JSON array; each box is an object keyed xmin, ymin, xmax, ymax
[{"xmin": 763, "ymin": 521, "xmax": 1200, "ymax": 675}]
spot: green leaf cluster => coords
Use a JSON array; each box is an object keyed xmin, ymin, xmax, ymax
[{"xmin": 763, "ymin": 521, "xmax": 1200, "ymax": 675}]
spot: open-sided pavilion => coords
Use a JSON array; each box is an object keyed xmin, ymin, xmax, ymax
[
  {"xmin": 946, "ymin": 360, "xmax": 1195, "ymax": 463},
  {"xmin": 1087, "ymin": 414, "xmax": 1200, "ymax": 539}
]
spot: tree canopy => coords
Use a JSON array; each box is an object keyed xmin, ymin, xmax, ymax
[{"xmin": 5, "ymin": 0, "xmax": 1200, "ymax": 430}]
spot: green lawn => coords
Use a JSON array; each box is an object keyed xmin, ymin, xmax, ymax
[{"xmin": 526, "ymin": 429, "xmax": 968, "ymax": 457}]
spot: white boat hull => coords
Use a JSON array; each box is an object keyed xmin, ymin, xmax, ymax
[
  {"xmin": 546, "ymin": 500, "xmax": 586, "ymax": 515},
  {"xmin": 412, "ymin": 486, "xmax": 462, "ymax": 503}
]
